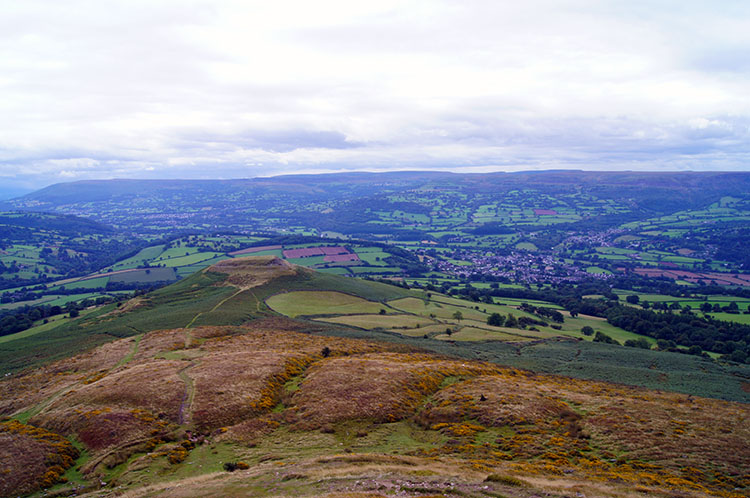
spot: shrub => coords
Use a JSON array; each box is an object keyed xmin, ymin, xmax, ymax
[
  {"xmin": 624, "ymin": 338, "xmax": 651, "ymax": 349},
  {"xmin": 484, "ymin": 474, "xmax": 527, "ymax": 486},
  {"xmin": 593, "ymin": 331, "xmax": 620, "ymax": 345}
]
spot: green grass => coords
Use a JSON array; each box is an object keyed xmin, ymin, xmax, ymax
[
  {"xmin": 0, "ymin": 308, "xmax": 97, "ymax": 345},
  {"xmin": 558, "ymin": 313, "xmax": 657, "ymax": 345},
  {"xmin": 44, "ymin": 293, "xmax": 111, "ymax": 308},
  {"xmin": 704, "ymin": 312, "xmax": 750, "ymax": 325},
  {"xmin": 109, "ymin": 267, "xmax": 177, "ymax": 283},
  {"xmin": 0, "ymin": 270, "xmax": 234, "ymax": 374},
  {"xmin": 318, "ymin": 326, "xmax": 750, "ymax": 402},
  {"xmin": 50, "ymin": 276, "xmax": 109, "ymax": 291},
  {"xmin": 316, "ymin": 267, "xmax": 352, "ymax": 275},
  {"xmin": 316, "ymin": 313, "xmax": 437, "ymax": 330},
  {"xmin": 348, "ymin": 266, "xmax": 401, "ymax": 274},
  {"xmin": 107, "ymin": 244, "xmax": 166, "ymax": 270},
  {"xmin": 154, "ymin": 246, "xmax": 203, "ymax": 260},
  {"xmin": 239, "ymin": 249, "xmax": 283, "ymax": 258},
  {"xmin": 0, "ymin": 294, "xmax": 60, "ymax": 310},
  {"xmin": 159, "ymin": 252, "xmax": 223, "ymax": 267},
  {"xmin": 436, "ymin": 326, "xmax": 534, "ymax": 342},
  {"xmin": 515, "ymin": 242, "xmax": 538, "ymax": 251},
  {"xmin": 354, "ymin": 250, "xmax": 391, "ymax": 266},
  {"xmin": 266, "ymin": 291, "xmax": 385, "ymax": 317}
]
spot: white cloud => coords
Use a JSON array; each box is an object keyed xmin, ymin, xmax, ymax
[{"xmin": 1, "ymin": 0, "xmax": 750, "ymax": 190}]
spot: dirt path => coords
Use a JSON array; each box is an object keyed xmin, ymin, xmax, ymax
[
  {"xmin": 177, "ymin": 362, "xmax": 197, "ymax": 426},
  {"xmin": 115, "ymin": 334, "xmax": 143, "ymax": 368},
  {"xmin": 185, "ymin": 288, "xmax": 246, "ymax": 329},
  {"xmin": 16, "ymin": 334, "xmax": 145, "ymax": 423}
]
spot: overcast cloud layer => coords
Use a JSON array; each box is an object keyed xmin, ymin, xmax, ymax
[{"xmin": 1, "ymin": 0, "xmax": 749, "ymax": 192}]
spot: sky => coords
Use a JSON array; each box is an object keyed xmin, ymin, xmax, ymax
[{"xmin": 1, "ymin": 0, "xmax": 750, "ymax": 194}]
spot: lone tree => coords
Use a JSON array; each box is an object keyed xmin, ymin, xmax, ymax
[
  {"xmin": 626, "ymin": 295, "xmax": 640, "ymax": 304},
  {"xmin": 505, "ymin": 313, "xmax": 518, "ymax": 328},
  {"xmin": 452, "ymin": 311, "xmax": 463, "ymax": 321},
  {"xmin": 487, "ymin": 313, "xmax": 505, "ymax": 327},
  {"xmin": 581, "ymin": 326, "xmax": 594, "ymax": 336}
]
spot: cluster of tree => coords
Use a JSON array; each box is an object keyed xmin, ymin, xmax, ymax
[
  {"xmin": 487, "ymin": 313, "xmax": 519, "ymax": 328},
  {"xmin": 613, "ymin": 275, "xmax": 750, "ymax": 299},
  {"xmin": 518, "ymin": 302, "xmax": 564, "ymax": 323},
  {"xmin": 604, "ymin": 304, "xmax": 749, "ymax": 362},
  {"xmin": 0, "ymin": 261, "xmax": 20, "ymax": 274},
  {"xmin": 441, "ymin": 280, "xmax": 749, "ymax": 363},
  {"xmin": 0, "ymin": 279, "xmax": 173, "ymax": 305},
  {"xmin": 702, "ymin": 225, "xmax": 750, "ymax": 270},
  {"xmin": 0, "ymin": 294, "xmax": 128, "ymax": 338},
  {"xmin": 593, "ymin": 331, "xmax": 619, "ymax": 345},
  {"xmin": 0, "ymin": 304, "xmax": 64, "ymax": 337}
]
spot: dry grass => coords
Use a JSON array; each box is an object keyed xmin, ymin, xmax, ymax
[
  {"xmin": 191, "ymin": 351, "xmax": 311, "ymax": 431},
  {"xmin": 101, "ymin": 296, "xmax": 147, "ymax": 317},
  {"xmin": 0, "ymin": 335, "xmax": 135, "ymax": 417},
  {"xmin": 208, "ymin": 256, "xmax": 298, "ymax": 289},
  {"xmin": 416, "ymin": 372, "xmax": 750, "ymax": 495},
  {"xmin": 132, "ymin": 327, "xmax": 192, "ymax": 359},
  {"xmin": 36, "ymin": 360, "xmax": 185, "ymax": 425},
  {"xmin": 3, "ymin": 318, "xmax": 748, "ymax": 498},
  {"xmin": 0, "ymin": 420, "xmax": 79, "ymax": 496},
  {"xmin": 290, "ymin": 353, "xmax": 500, "ymax": 427}
]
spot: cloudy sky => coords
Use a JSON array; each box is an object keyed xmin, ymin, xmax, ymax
[{"xmin": 1, "ymin": 0, "xmax": 749, "ymax": 193}]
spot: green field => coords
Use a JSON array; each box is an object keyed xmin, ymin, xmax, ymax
[
  {"xmin": 316, "ymin": 313, "xmax": 437, "ymax": 330},
  {"xmin": 435, "ymin": 326, "xmax": 531, "ymax": 342},
  {"xmin": 159, "ymin": 251, "xmax": 223, "ymax": 267},
  {"xmin": 348, "ymin": 266, "xmax": 401, "ymax": 274},
  {"xmin": 0, "ymin": 308, "xmax": 98, "ymax": 345},
  {"xmin": 266, "ymin": 291, "xmax": 385, "ymax": 317},
  {"xmin": 109, "ymin": 267, "xmax": 177, "ymax": 283},
  {"xmin": 50, "ymin": 276, "xmax": 109, "ymax": 291},
  {"xmin": 316, "ymin": 267, "xmax": 352, "ymax": 275},
  {"xmin": 107, "ymin": 244, "xmax": 166, "ymax": 271}
]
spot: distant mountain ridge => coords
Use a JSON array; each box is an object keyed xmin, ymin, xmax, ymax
[
  {"xmin": 4, "ymin": 171, "xmax": 749, "ymax": 232},
  {"xmin": 8, "ymin": 170, "xmax": 750, "ymax": 204}
]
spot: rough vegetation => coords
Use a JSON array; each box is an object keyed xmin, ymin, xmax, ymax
[{"xmin": 0, "ymin": 256, "xmax": 748, "ymax": 497}]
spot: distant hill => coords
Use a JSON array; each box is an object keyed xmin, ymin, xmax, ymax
[
  {"xmin": 0, "ymin": 211, "xmax": 112, "ymax": 238},
  {"xmin": 0, "ymin": 211, "xmax": 144, "ymax": 289},
  {"xmin": 4, "ymin": 171, "xmax": 750, "ymax": 233},
  {"xmin": 0, "ymin": 256, "xmax": 747, "ymax": 498}
]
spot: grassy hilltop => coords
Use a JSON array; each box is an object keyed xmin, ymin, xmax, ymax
[{"xmin": 0, "ymin": 257, "xmax": 748, "ymax": 497}]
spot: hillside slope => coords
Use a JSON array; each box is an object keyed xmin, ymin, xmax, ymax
[
  {"xmin": 0, "ymin": 256, "xmax": 748, "ymax": 497},
  {"xmin": 2, "ymin": 257, "xmax": 747, "ymax": 402},
  {"xmin": 1, "ymin": 321, "xmax": 748, "ymax": 497}
]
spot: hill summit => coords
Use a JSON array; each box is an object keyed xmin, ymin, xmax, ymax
[{"xmin": 208, "ymin": 255, "xmax": 298, "ymax": 288}]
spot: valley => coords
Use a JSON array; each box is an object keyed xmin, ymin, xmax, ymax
[{"xmin": 1, "ymin": 171, "xmax": 749, "ymax": 497}]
